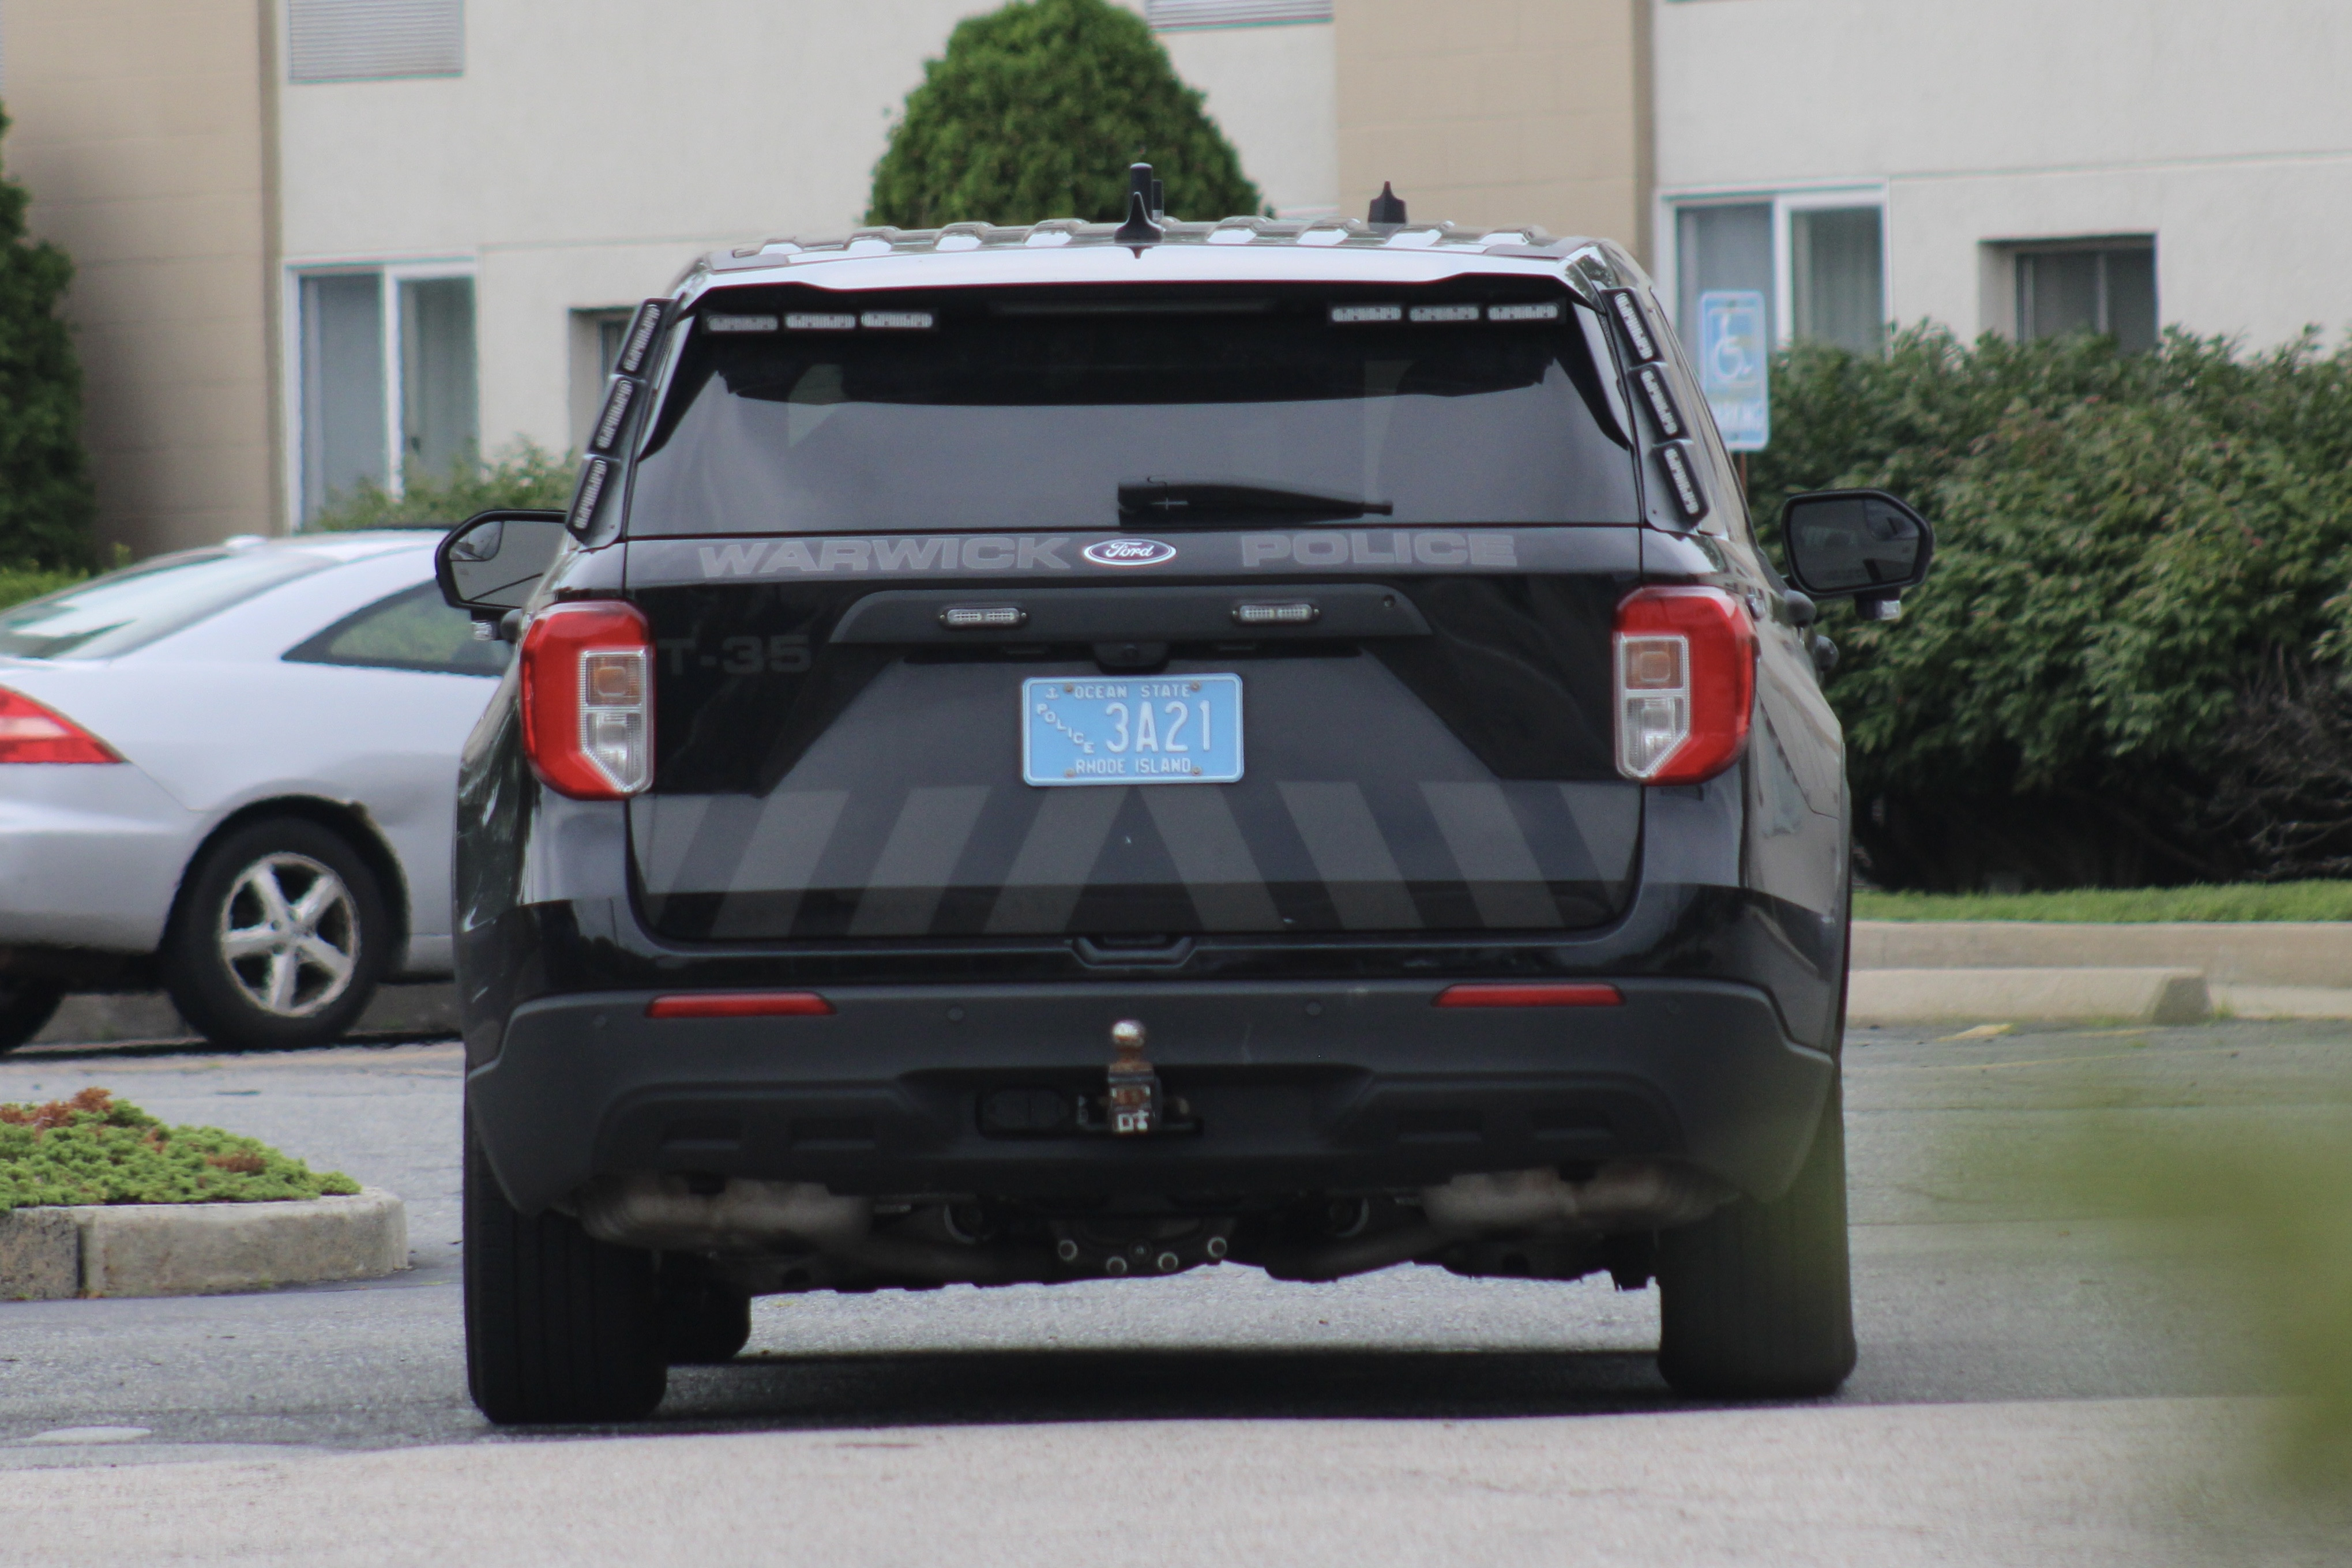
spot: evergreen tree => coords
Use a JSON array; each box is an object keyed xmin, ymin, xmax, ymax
[
  {"xmin": 867, "ymin": 0, "xmax": 1261, "ymax": 229},
  {"xmin": 0, "ymin": 107, "xmax": 92, "ymax": 568}
]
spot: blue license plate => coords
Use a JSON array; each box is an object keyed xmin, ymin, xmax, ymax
[{"xmin": 1023, "ymin": 674, "xmax": 1244, "ymax": 787}]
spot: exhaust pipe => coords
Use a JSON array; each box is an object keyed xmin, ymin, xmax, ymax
[
  {"xmin": 575, "ymin": 1174, "xmax": 1039, "ymax": 1284},
  {"xmin": 1263, "ymin": 1160, "xmax": 1735, "ymax": 1282}
]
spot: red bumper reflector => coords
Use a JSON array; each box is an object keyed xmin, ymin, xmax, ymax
[
  {"xmin": 645, "ymin": 992, "xmax": 835, "ymax": 1020},
  {"xmin": 1434, "ymin": 983, "xmax": 1624, "ymax": 1009}
]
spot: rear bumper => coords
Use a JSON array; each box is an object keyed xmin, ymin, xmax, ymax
[{"xmin": 468, "ymin": 976, "xmax": 1833, "ymax": 1216}]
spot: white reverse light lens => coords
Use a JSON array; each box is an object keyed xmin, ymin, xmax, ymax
[
  {"xmin": 1615, "ymin": 633, "xmax": 1689, "ymax": 779},
  {"xmin": 1487, "ymin": 302, "xmax": 1562, "ymax": 322},
  {"xmin": 1410, "ymin": 304, "xmax": 1481, "ymax": 323},
  {"xmin": 860, "ymin": 311, "xmax": 934, "ymax": 330},
  {"xmin": 579, "ymin": 648, "xmax": 650, "ymax": 793},
  {"xmin": 1330, "ymin": 304, "xmax": 1402, "ymax": 324}
]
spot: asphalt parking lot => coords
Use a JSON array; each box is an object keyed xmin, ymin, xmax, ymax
[{"xmin": 1, "ymin": 1018, "xmax": 2345, "ymax": 1565}]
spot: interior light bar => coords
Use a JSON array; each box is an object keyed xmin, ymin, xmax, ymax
[
  {"xmin": 1329, "ymin": 304, "xmax": 1402, "ymax": 324},
  {"xmin": 1655, "ymin": 443, "xmax": 1710, "ymax": 523},
  {"xmin": 614, "ymin": 299, "xmax": 666, "ymax": 375},
  {"xmin": 861, "ymin": 310, "xmax": 934, "ymax": 330},
  {"xmin": 1605, "ymin": 289, "xmax": 1660, "ymax": 362},
  {"xmin": 1634, "ymin": 366, "xmax": 1685, "ymax": 438},
  {"xmin": 705, "ymin": 313, "xmax": 779, "ymax": 334},
  {"xmin": 568, "ymin": 458, "xmax": 613, "ymax": 533},
  {"xmin": 1487, "ymin": 302, "xmax": 1563, "ymax": 322},
  {"xmin": 1409, "ymin": 304, "xmax": 1481, "ymax": 323},
  {"xmin": 588, "ymin": 379, "xmax": 636, "ymax": 454},
  {"xmin": 786, "ymin": 313, "xmax": 858, "ymax": 331}
]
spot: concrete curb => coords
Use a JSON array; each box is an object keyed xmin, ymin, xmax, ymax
[
  {"xmin": 1853, "ymin": 921, "xmax": 2352, "ymax": 987},
  {"xmin": 1847, "ymin": 967, "xmax": 2211, "ymax": 1027},
  {"xmin": 0, "ymin": 1187, "xmax": 406, "ymax": 1302}
]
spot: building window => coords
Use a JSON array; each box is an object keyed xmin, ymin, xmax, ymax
[
  {"xmin": 2012, "ymin": 239, "xmax": 2156, "ymax": 353},
  {"xmin": 1147, "ymin": 0, "xmax": 1332, "ymax": 29},
  {"xmin": 297, "ymin": 269, "xmax": 478, "ymax": 522},
  {"xmin": 1670, "ymin": 194, "xmax": 1887, "ymax": 358},
  {"xmin": 288, "ymin": 0, "xmax": 464, "ymax": 84},
  {"xmin": 570, "ymin": 308, "xmax": 638, "ymax": 450}
]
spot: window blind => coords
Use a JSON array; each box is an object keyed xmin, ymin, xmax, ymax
[
  {"xmin": 1147, "ymin": 0, "xmax": 1332, "ymax": 30},
  {"xmin": 288, "ymin": 0, "xmax": 463, "ymax": 84}
]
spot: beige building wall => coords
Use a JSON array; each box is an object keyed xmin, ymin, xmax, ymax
[
  {"xmin": 5, "ymin": 0, "xmax": 279, "ymax": 557},
  {"xmin": 1333, "ymin": 0, "xmax": 1651, "ymax": 260}
]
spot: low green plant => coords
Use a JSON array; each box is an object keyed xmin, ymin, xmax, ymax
[
  {"xmin": 1752, "ymin": 326, "xmax": 2352, "ymax": 891},
  {"xmin": 0, "ymin": 1088, "xmax": 359, "ymax": 1212},
  {"xmin": 1854, "ymin": 880, "xmax": 2352, "ymax": 923},
  {"xmin": 309, "ymin": 441, "xmax": 577, "ymax": 532},
  {"xmin": 0, "ymin": 563, "xmax": 89, "ymax": 611}
]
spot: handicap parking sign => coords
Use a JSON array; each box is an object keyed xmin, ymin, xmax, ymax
[{"xmin": 1697, "ymin": 290, "xmax": 1769, "ymax": 452}]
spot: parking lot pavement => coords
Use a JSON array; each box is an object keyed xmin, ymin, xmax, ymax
[{"xmin": 1, "ymin": 1020, "xmax": 2345, "ymax": 1563}]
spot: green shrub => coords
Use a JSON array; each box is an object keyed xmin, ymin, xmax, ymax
[
  {"xmin": 0, "ymin": 562, "xmax": 89, "ymax": 611},
  {"xmin": 1752, "ymin": 326, "xmax": 2352, "ymax": 890},
  {"xmin": 0, "ymin": 1088, "xmax": 359, "ymax": 1212},
  {"xmin": 1854, "ymin": 880, "xmax": 2352, "ymax": 923},
  {"xmin": 0, "ymin": 106, "xmax": 95, "ymax": 570},
  {"xmin": 867, "ymin": 0, "xmax": 1260, "ymax": 229},
  {"xmin": 309, "ymin": 441, "xmax": 576, "ymax": 532}
]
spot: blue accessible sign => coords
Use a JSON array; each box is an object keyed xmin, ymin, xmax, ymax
[{"xmin": 1696, "ymin": 289, "xmax": 1770, "ymax": 452}]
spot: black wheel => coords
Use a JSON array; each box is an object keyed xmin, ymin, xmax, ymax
[
  {"xmin": 1656, "ymin": 1077, "xmax": 1857, "ymax": 1398},
  {"xmin": 463, "ymin": 1109, "xmax": 667, "ymax": 1424},
  {"xmin": 658, "ymin": 1259, "xmax": 754, "ymax": 1365},
  {"xmin": 0, "ymin": 979, "xmax": 63, "ymax": 1055},
  {"xmin": 161, "ymin": 818, "xmax": 388, "ymax": 1051}
]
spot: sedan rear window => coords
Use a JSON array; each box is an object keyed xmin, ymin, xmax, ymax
[
  {"xmin": 627, "ymin": 284, "xmax": 1639, "ymax": 536},
  {"xmin": 0, "ymin": 548, "xmax": 337, "ymax": 661}
]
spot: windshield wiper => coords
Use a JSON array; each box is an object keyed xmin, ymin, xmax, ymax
[{"xmin": 1117, "ymin": 479, "xmax": 1395, "ymax": 526}]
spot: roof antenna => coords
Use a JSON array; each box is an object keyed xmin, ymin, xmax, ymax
[
  {"xmin": 1115, "ymin": 161, "xmax": 1163, "ymax": 247},
  {"xmin": 1367, "ymin": 181, "xmax": 1407, "ymax": 226}
]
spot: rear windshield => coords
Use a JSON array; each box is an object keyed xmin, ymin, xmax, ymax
[
  {"xmin": 626, "ymin": 283, "xmax": 1638, "ymax": 536},
  {"xmin": 0, "ymin": 548, "xmax": 336, "ymax": 661}
]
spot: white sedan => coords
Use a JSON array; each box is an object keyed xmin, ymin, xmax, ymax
[{"xmin": 0, "ymin": 530, "xmax": 507, "ymax": 1051}]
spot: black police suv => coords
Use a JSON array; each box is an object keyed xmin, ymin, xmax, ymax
[{"xmin": 439, "ymin": 174, "xmax": 1933, "ymax": 1424}]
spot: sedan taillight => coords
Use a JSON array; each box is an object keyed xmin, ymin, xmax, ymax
[
  {"xmin": 0, "ymin": 687, "xmax": 121, "ymax": 764},
  {"xmin": 1613, "ymin": 586, "xmax": 1755, "ymax": 784},
  {"xmin": 519, "ymin": 602, "xmax": 653, "ymax": 799}
]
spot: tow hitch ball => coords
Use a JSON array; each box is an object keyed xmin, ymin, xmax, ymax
[{"xmin": 1106, "ymin": 1019, "xmax": 1160, "ymax": 1135}]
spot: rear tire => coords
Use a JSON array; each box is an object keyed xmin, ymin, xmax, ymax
[
  {"xmin": 658, "ymin": 1260, "xmax": 754, "ymax": 1365},
  {"xmin": 464, "ymin": 1111, "xmax": 667, "ymax": 1424},
  {"xmin": 162, "ymin": 818, "xmax": 387, "ymax": 1051},
  {"xmin": 1655, "ymin": 1078, "xmax": 1857, "ymax": 1398},
  {"xmin": 0, "ymin": 979, "xmax": 63, "ymax": 1055}
]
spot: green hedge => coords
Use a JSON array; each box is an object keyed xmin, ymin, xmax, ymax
[
  {"xmin": 1752, "ymin": 326, "xmax": 2352, "ymax": 891},
  {"xmin": 309, "ymin": 442, "xmax": 576, "ymax": 532},
  {"xmin": 0, "ymin": 106, "xmax": 95, "ymax": 571},
  {"xmin": 867, "ymin": 0, "xmax": 1260, "ymax": 229}
]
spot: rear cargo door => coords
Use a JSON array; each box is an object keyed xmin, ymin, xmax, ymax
[{"xmin": 623, "ymin": 527, "xmax": 1642, "ymax": 942}]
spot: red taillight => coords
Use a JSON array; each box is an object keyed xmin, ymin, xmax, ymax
[
  {"xmin": 1612, "ymin": 586, "xmax": 1756, "ymax": 784},
  {"xmin": 1434, "ymin": 983, "xmax": 1624, "ymax": 1009},
  {"xmin": 0, "ymin": 688, "xmax": 121, "ymax": 764},
  {"xmin": 645, "ymin": 992, "xmax": 835, "ymax": 1020},
  {"xmin": 520, "ymin": 602, "xmax": 653, "ymax": 800}
]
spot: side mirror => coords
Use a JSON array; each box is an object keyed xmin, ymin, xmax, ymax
[
  {"xmin": 435, "ymin": 510, "xmax": 570, "ymax": 622},
  {"xmin": 1778, "ymin": 489, "xmax": 1935, "ymax": 621}
]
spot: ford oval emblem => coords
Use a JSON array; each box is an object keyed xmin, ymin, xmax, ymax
[{"xmin": 1082, "ymin": 537, "xmax": 1178, "ymax": 568}]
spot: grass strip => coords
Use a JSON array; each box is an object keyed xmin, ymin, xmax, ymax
[
  {"xmin": 0, "ymin": 1088, "xmax": 359, "ymax": 1212},
  {"xmin": 1854, "ymin": 881, "xmax": 2352, "ymax": 923}
]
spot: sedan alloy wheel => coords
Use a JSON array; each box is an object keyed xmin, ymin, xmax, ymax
[{"xmin": 218, "ymin": 852, "xmax": 360, "ymax": 1018}]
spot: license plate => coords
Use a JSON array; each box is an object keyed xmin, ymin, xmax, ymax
[{"xmin": 1023, "ymin": 674, "xmax": 1243, "ymax": 786}]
